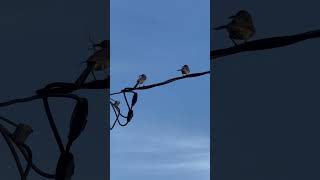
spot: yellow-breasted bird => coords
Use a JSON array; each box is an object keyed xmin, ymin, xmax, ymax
[
  {"xmin": 75, "ymin": 40, "xmax": 110, "ymax": 87},
  {"xmin": 133, "ymin": 74, "xmax": 147, "ymax": 88},
  {"xmin": 214, "ymin": 10, "xmax": 255, "ymax": 45}
]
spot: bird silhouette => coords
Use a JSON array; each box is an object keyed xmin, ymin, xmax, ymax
[
  {"xmin": 214, "ymin": 10, "xmax": 255, "ymax": 45},
  {"xmin": 133, "ymin": 74, "xmax": 147, "ymax": 89},
  {"xmin": 75, "ymin": 40, "xmax": 110, "ymax": 87},
  {"xmin": 177, "ymin": 65, "xmax": 190, "ymax": 75}
]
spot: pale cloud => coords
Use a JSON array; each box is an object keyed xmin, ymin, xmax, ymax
[
  {"xmin": 111, "ymin": 130, "xmax": 209, "ymax": 153},
  {"xmin": 111, "ymin": 131, "xmax": 210, "ymax": 175},
  {"xmin": 129, "ymin": 158, "xmax": 210, "ymax": 172}
]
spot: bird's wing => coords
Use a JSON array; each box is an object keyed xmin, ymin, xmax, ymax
[{"xmin": 87, "ymin": 48, "xmax": 110, "ymax": 69}]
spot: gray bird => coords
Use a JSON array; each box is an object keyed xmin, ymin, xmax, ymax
[
  {"xmin": 177, "ymin": 65, "xmax": 190, "ymax": 75},
  {"xmin": 214, "ymin": 10, "xmax": 255, "ymax": 45}
]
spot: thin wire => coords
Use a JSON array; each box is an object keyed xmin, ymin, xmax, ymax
[
  {"xmin": 122, "ymin": 92, "xmax": 131, "ymax": 110},
  {"xmin": 115, "ymin": 106, "xmax": 129, "ymax": 126},
  {"xmin": 42, "ymin": 98, "xmax": 65, "ymax": 153},
  {"xmin": 110, "ymin": 103, "xmax": 120, "ymax": 130},
  {"xmin": 110, "ymin": 70, "xmax": 210, "ymax": 96},
  {"xmin": 110, "ymin": 102, "xmax": 130, "ymax": 130},
  {"xmin": 20, "ymin": 144, "xmax": 32, "ymax": 179},
  {"xmin": 0, "ymin": 124, "xmax": 24, "ymax": 178},
  {"xmin": 48, "ymin": 94, "xmax": 81, "ymax": 101},
  {"xmin": 17, "ymin": 145, "xmax": 55, "ymax": 178},
  {"xmin": 0, "ymin": 115, "xmax": 19, "ymax": 127},
  {"xmin": 0, "ymin": 94, "xmax": 80, "ymax": 109},
  {"xmin": 0, "ymin": 123, "xmax": 54, "ymax": 179},
  {"xmin": 211, "ymin": 29, "xmax": 320, "ymax": 60},
  {"xmin": 0, "ymin": 95, "xmax": 40, "ymax": 108}
]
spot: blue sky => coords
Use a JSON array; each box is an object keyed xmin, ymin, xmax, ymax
[{"xmin": 110, "ymin": 0, "xmax": 210, "ymax": 179}]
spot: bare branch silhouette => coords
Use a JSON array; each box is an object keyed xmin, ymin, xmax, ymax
[
  {"xmin": 109, "ymin": 70, "xmax": 210, "ymax": 130},
  {"xmin": 211, "ymin": 29, "xmax": 320, "ymax": 59},
  {"xmin": 0, "ymin": 39, "xmax": 109, "ymax": 179},
  {"xmin": 2, "ymin": 19, "xmax": 320, "ymax": 180},
  {"xmin": 111, "ymin": 71, "xmax": 210, "ymax": 95}
]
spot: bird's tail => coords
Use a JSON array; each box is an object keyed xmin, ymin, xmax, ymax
[{"xmin": 213, "ymin": 25, "xmax": 227, "ymax": 30}]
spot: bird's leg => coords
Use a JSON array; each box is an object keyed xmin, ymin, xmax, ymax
[{"xmin": 133, "ymin": 81, "xmax": 139, "ymax": 89}]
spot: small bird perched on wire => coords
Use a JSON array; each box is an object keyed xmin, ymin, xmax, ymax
[
  {"xmin": 214, "ymin": 10, "xmax": 255, "ymax": 45},
  {"xmin": 88, "ymin": 41, "xmax": 110, "ymax": 76},
  {"xmin": 133, "ymin": 74, "xmax": 147, "ymax": 88},
  {"xmin": 75, "ymin": 40, "xmax": 110, "ymax": 87},
  {"xmin": 177, "ymin": 65, "xmax": 190, "ymax": 75}
]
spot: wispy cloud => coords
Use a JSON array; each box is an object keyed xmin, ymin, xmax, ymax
[{"xmin": 111, "ymin": 131, "xmax": 210, "ymax": 175}]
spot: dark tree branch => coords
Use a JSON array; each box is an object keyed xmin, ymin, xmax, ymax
[
  {"xmin": 0, "ymin": 95, "xmax": 40, "ymax": 107},
  {"xmin": 0, "ymin": 79, "xmax": 109, "ymax": 109},
  {"xmin": 81, "ymin": 79, "xmax": 109, "ymax": 89},
  {"xmin": 0, "ymin": 124, "xmax": 24, "ymax": 178},
  {"xmin": 110, "ymin": 71, "xmax": 210, "ymax": 95},
  {"xmin": 211, "ymin": 29, "xmax": 320, "ymax": 60},
  {"xmin": 0, "ymin": 40, "xmax": 109, "ymax": 179},
  {"xmin": 0, "ymin": 116, "xmax": 19, "ymax": 127},
  {"xmin": 20, "ymin": 144, "xmax": 32, "ymax": 178},
  {"xmin": 109, "ymin": 70, "xmax": 210, "ymax": 130},
  {"xmin": 17, "ymin": 145, "xmax": 55, "ymax": 178},
  {"xmin": 42, "ymin": 98, "xmax": 65, "ymax": 153}
]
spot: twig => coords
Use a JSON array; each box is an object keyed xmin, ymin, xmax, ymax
[
  {"xmin": 123, "ymin": 92, "xmax": 130, "ymax": 109},
  {"xmin": 17, "ymin": 145, "xmax": 55, "ymax": 178},
  {"xmin": 110, "ymin": 103, "xmax": 120, "ymax": 130},
  {"xmin": 42, "ymin": 98, "xmax": 65, "ymax": 153},
  {"xmin": 109, "ymin": 70, "xmax": 210, "ymax": 130},
  {"xmin": 0, "ymin": 124, "xmax": 24, "ymax": 178},
  {"xmin": 0, "ymin": 116, "xmax": 19, "ymax": 127},
  {"xmin": 110, "ymin": 71, "xmax": 210, "ymax": 95},
  {"xmin": 0, "ymin": 95, "xmax": 40, "ymax": 107},
  {"xmin": 211, "ymin": 29, "xmax": 320, "ymax": 59},
  {"xmin": 20, "ymin": 144, "xmax": 32, "ymax": 178}
]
